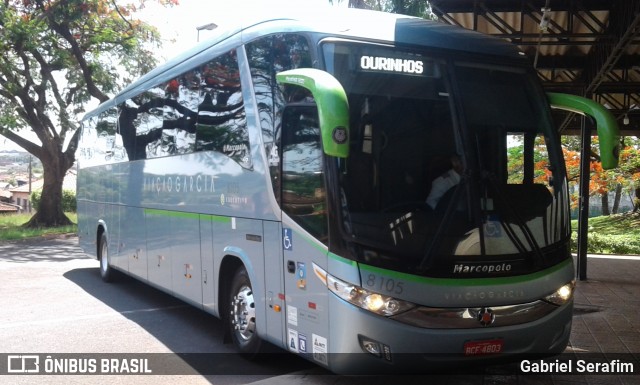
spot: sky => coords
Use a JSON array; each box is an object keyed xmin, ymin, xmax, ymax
[{"xmin": 140, "ymin": 0, "xmax": 343, "ymax": 61}]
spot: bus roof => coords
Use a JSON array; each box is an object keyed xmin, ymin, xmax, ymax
[{"xmin": 84, "ymin": 5, "xmax": 524, "ymax": 119}]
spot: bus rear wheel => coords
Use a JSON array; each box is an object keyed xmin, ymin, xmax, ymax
[
  {"xmin": 98, "ymin": 233, "xmax": 114, "ymax": 283},
  {"xmin": 228, "ymin": 266, "xmax": 261, "ymax": 356}
]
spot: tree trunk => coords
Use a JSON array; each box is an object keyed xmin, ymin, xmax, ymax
[
  {"xmin": 612, "ymin": 183, "xmax": 622, "ymax": 214},
  {"xmin": 601, "ymin": 193, "xmax": 610, "ymax": 216},
  {"xmin": 23, "ymin": 147, "xmax": 73, "ymax": 228}
]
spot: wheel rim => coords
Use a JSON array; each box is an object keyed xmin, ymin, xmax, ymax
[
  {"xmin": 100, "ymin": 242, "xmax": 108, "ymax": 274},
  {"xmin": 231, "ymin": 284, "xmax": 256, "ymax": 342}
]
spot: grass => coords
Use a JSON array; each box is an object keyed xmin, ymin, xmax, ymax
[
  {"xmin": 571, "ymin": 212, "xmax": 640, "ymax": 255},
  {"xmin": 0, "ymin": 212, "xmax": 77, "ymax": 242}
]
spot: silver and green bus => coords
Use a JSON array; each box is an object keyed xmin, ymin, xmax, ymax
[{"xmin": 76, "ymin": 6, "xmax": 619, "ymax": 373}]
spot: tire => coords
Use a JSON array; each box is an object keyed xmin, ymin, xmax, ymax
[
  {"xmin": 228, "ymin": 266, "xmax": 261, "ymax": 356},
  {"xmin": 98, "ymin": 233, "xmax": 114, "ymax": 283}
]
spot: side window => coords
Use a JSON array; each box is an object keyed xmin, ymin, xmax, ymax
[
  {"xmin": 159, "ymin": 77, "xmax": 197, "ymax": 156},
  {"xmin": 507, "ymin": 133, "xmax": 551, "ymax": 185},
  {"xmin": 195, "ymin": 49, "xmax": 251, "ymax": 169},
  {"xmin": 77, "ymin": 116, "xmax": 99, "ymax": 165},
  {"xmin": 135, "ymin": 87, "xmax": 166, "ymax": 159},
  {"xmin": 115, "ymin": 49, "xmax": 248, "ymax": 166},
  {"xmin": 281, "ymin": 102, "xmax": 328, "ymax": 243},
  {"xmin": 128, "ymin": 81, "xmax": 197, "ymax": 160},
  {"xmin": 118, "ymin": 87, "xmax": 169, "ymax": 161},
  {"xmin": 110, "ymin": 109, "xmax": 128, "ymax": 163},
  {"xmin": 246, "ymin": 34, "xmax": 311, "ymax": 202},
  {"xmin": 78, "ymin": 108, "xmax": 120, "ymax": 166}
]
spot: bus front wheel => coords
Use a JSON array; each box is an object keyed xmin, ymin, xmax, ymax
[
  {"xmin": 98, "ymin": 233, "xmax": 114, "ymax": 283},
  {"xmin": 228, "ymin": 266, "xmax": 261, "ymax": 356}
]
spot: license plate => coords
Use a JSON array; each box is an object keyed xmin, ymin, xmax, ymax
[{"xmin": 463, "ymin": 339, "xmax": 503, "ymax": 356}]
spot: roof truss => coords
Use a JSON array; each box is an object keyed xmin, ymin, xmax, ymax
[{"xmin": 430, "ymin": 0, "xmax": 640, "ymax": 134}]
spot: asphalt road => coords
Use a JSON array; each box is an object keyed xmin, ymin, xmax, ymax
[
  {"xmin": 0, "ymin": 236, "xmax": 318, "ymax": 385},
  {"xmin": 2, "ymin": 236, "xmax": 639, "ymax": 385}
]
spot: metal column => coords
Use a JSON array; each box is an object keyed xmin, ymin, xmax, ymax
[{"xmin": 576, "ymin": 115, "xmax": 591, "ymax": 281}]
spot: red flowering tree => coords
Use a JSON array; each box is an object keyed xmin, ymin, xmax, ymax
[{"xmin": 507, "ymin": 136, "xmax": 633, "ymax": 214}]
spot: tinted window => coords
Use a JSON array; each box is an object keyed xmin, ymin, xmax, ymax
[
  {"xmin": 195, "ymin": 50, "xmax": 250, "ymax": 168},
  {"xmin": 110, "ymin": 49, "xmax": 249, "ymax": 167},
  {"xmin": 77, "ymin": 108, "xmax": 121, "ymax": 167},
  {"xmin": 246, "ymin": 34, "xmax": 312, "ymax": 202},
  {"xmin": 281, "ymin": 104, "xmax": 328, "ymax": 242}
]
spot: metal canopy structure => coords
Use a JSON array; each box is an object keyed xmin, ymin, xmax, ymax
[{"xmin": 430, "ymin": 0, "xmax": 640, "ymax": 136}]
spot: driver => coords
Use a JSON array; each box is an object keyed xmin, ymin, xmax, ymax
[{"xmin": 426, "ymin": 155, "xmax": 463, "ymax": 210}]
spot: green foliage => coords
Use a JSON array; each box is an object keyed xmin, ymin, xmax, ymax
[
  {"xmin": 30, "ymin": 189, "xmax": 77, "ymax": 213},
  {"xmin": 30, "ymin": 190, "xmax": 40, "ymax": 212},
  {"xmin": 63, "ymin": 190, "xmax": 77, "ymax": 212},
  {"xmin": 380, "ymin": 0, "xmax": 433, "ymax": 18},
  {"xmin": 0, "ymin": 0, "xmax": 168, "ymax": 122},
  {"xmin": 560, "ymin": 136, "xmax": 640, "ymax": 212},
  {"xmin": 0, "ymin": 0, "xmax": 175, "ymax": 227},
  {"xmin": 570, "ymin": 231, "xmax": 640, "ymax": 255},
  {"xmin": 571, "ymin": 213, "xmax": 640, "ymax": 254}
]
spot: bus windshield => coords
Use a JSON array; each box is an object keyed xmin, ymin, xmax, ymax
[{"xmin": 323, "ymin": 41, "xmax": 570, "ymax": 277}]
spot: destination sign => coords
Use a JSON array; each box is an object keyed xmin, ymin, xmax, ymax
[{"xmin": 359, "ymin": 55, "xmax": 424, "ymax": 75}]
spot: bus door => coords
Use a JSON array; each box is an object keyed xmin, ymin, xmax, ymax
[
  {"xmin": 279, "ymin": 102, "xmax": 331, "ymax": 358},
  {"xmin": 276, "ymin": 69, "xmax": 350, "ymax": 362}
]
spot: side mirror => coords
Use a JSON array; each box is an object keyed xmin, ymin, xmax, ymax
[
  {"xmin": 276, "ymin": 68, "xmax": 350, "ymax": 158},
  {"xmin": 547, "ymin": 92, "xmax": 620, "ymax": 169}
]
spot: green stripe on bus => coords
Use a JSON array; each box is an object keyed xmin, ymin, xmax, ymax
[
  {"xmin": 205, "ymin": 215, "xmax": 232, "ymax": 223},
  {"xmin": 329, "ymin": 252, "xmax": 357, "ymax": 267},
  {"xmin": 144, "ymin": 208, "xmax": 231, "ymax": 223},
  {"xmin": 358, "ymin": 258, "xmax": 572, "ymax": 287}
]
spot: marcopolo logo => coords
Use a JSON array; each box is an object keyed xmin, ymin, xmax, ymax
[
  {"xmin": 453, "ymin": 263, "xmax": 512, "ymax": 275},
  {"xmin": 332, "ymin": 127, "xmax": 348, "ymax": 144}
]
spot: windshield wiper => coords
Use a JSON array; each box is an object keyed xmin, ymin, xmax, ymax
[
  {"xmin": 417, "ymin": 173, "xmax": 547, "ymax": 273},
  {"xmin": 485, "ymin": 173, "xmax": 546, "ymax": 266},
  {"xmin": 417, "ymin": 179, "xmax": 467, "ymax": 272}
]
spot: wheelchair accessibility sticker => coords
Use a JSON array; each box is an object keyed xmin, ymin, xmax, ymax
[
  {"xmin": 484, "ymin": 215, "xmax": 502, "ymax": 238},
  {"xmin": 283, "ymin": 228, "xmax": 293, "ymax": 251}
]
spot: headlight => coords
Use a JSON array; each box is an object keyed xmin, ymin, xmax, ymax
[
  {"xmin": 544, "ymin": 280, "xmax": 575, "ymax": 306},
  {"xmin": 327, "ymin": 274, "xmax": 415, "ymax": 316}
]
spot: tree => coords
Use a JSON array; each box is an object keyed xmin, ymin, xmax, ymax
[
  {"xmin": 0, "ymin": 0, "xmax": 176, "ymax": 227},
  {"xmin": 556, "ymin": 134, "xmax": 640, "ymax": 216},
  {"xmin": 616, "ymin": 138, "xmax": 640, "ymax": 212}
]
